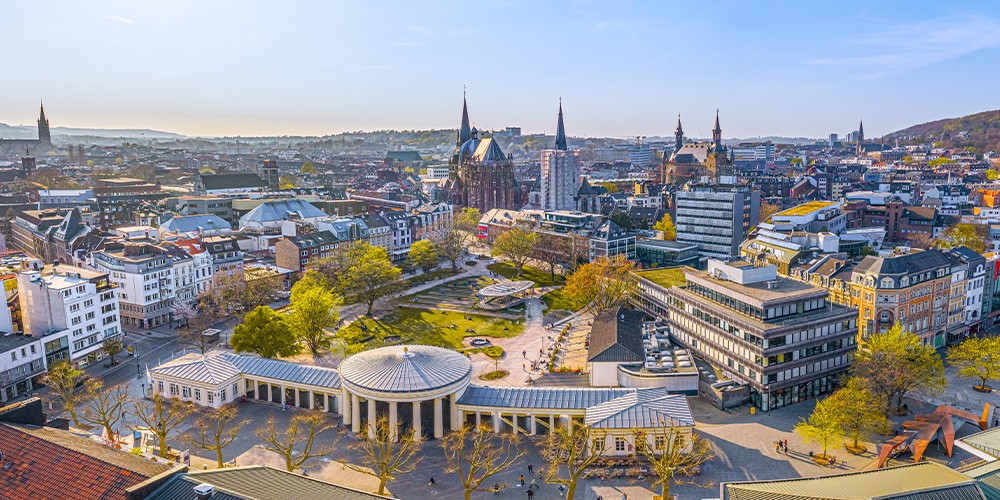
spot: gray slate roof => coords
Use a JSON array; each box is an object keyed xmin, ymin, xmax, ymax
[
  {"xmin": 150, "ymin": 353, "xmax": 341, "ymax": 389},
  {"xmin": 150, "ymin": 353, "xmax": 242, "ymax": 385},
  {"xmin": 584, "ymin": 389, "xmax": 694, "ymax": 428},
  {"xmin": 587, "ymin": 307, "xmax": 646, "ymax": 363},
  {"xmin": 240, "ymin": 199, "xmax": 327, "ymax": 224},
  {"xmin": 160, "ymin": 214, "xmax": 231, "ymax": 233},
  {"xmin": 338, "ymin": 345, "xmax": 472, "ymax": 393},
  {"xmin": 457, "ymin": 385, "xmax": 636, "ymax": 410},
  {"xmin": 145, "ymin": 465, "xmax": 390, "ymax": 500}
]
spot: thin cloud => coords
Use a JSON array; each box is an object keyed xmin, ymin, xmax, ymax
[
  {"xmin": 807, "ymin": 15, "xmax": 1000, "ymax": 78},
  {"xmin": 35, "ymin": 0, "xmax": 134, "ymax": 25},
  {"xmin": 101, "ymin": 14, "xmax": 135, "ymax": 24}
]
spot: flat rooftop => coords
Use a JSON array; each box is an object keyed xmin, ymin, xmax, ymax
[
  {"xmin": 685, "ymin": 268, "xmax": 827, "ymax": 305},
  {"xmin": 636, "ymin": 267, "xmax": 687, "ymax": 289},
  {"xmin": 773, "ymin": 201, "xmax": 836, "ymax": 217}
]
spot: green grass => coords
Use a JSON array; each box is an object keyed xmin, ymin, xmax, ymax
[
  {"xmin": 479, "ymin": 369, "xmax": 509, "ymax": 381},
  {"xmin": 488, "ymin": 263, "xmax": 564, "ymax": 287},
  {"xmin": 342, "ymin": 307, "xmax": 524, "ymax": 350},
  {"xmin": 462, "ymin": 345, "xmax": 505, "ymax": 359},
  {"xmin": 636, "ymin": 267, "xmax": 687, "ymax": 289},
  {"xmin": 541, "ymin": 287, "xmax": 584, "ymax": 312},
  {"xmin": 406, "ymin": 268, "xmax": 459, "ymax": 287}
]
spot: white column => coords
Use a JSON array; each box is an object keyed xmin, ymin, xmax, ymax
[
  {"xmin": 341, "ymin": 388, "xmax": 350, "ymax": 420},
  {"xmin": 449, "ymin": 393, "xmax": 459, "ymax": 430},
  {"xmin": 529, "ymin": 414, "xmax": 536, "ymax": 435},
  {"xmin": 324, "ymin": 393, "xmax": 330, "ymax": 412},
  {"xmin": 413, "ymin": 401, "xmax": 422, "ymax": 441},
  {"xmin": 549, "ymin": 414, "xmax": 555, "ymax": 432},
  {"xmin": 351, "ymin": 393, "xmax": 360, "ymax": 433},
  {"xmin": 493, "ymin": 412, "xmax": 501, "ymax": 433},
  {"xmin": 475, "ymin": 411, "xmax": 481, "ymax": 427},
  {"xmin": 564, "ymin": 415, "xmax": 572, "ymax": 433},
  {"xmin": 294, "ymin": 388, "xmax": 300, "ymax": 407},
  {"xmin": 308, "ymin": 391, "xmax": 314, "ymax": 410},
  {"xmin": 511, "ymin": 412, "xmax": 518, "ymax": 435},
  {"xmin": 433, "ymin": 398, "xmax": 444, "ymax": 438},
  {"xmin": 389, "ymin": 402, "xmax": 398, "ymax": 442},
  {"xmin": 280, "ymin": 385, "xmax": 286, "ymax": 405},
  {"xmin": 368, "ymin": 398, "xmax": 378, "ymax": 440}
]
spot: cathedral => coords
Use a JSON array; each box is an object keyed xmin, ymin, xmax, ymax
[
  {"xmin": 440, "ymin": 96, "xmax": 521, "ymax": 212},
  {"xmin": 0, "ymin": 102, "xmax": 53, "ymax": 155},
  {"xmin": 659, "ymin": 110, "xmax": 731, "ymax": 185}
]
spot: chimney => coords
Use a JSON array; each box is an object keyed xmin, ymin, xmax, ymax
[{"xmin": 193, "ymin": 483, "xmax": 215, "ymax": 500}]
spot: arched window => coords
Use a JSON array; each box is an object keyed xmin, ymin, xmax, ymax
[{"xmin": 880, "ymin": 278, "xmax": 893, "ymax": 289}]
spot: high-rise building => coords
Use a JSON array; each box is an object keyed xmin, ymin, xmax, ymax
[
  {"xmin": 635, "ymin": 260, "xmax": 857, "ymax": 411},
  {"xmin": 540, "ymin": 101, "xmax": 579, "ymax": 211},
  {"xmin": 675, "ymin": 184, "xmax": 760, "ymax": 259}
]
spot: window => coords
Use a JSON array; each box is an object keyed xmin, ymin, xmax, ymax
[
  {"xmin": 655, "ymin": 435, "xmax": 666, "ymax": 451},
  {"xmin": 195, "ymin": 388, "xmax": 201, "ymax": 401},
  {"xmin": 207, "ymin": 392, "xmax": 214, "ymax": 404},
  {"xmin": 182, "ymin": 387, "xmax": 191, "ymax": 398},
  {"xmin": 614, "ymin": 437, "xmax": 628, "ymax": 452},
  {"xmin": 169, "ymin": 383, "xmax": 179, "ymax": 396},
  {"xmin": 221, "ymin": 388, "xmax": 227, "ymax": 401},
  {"xmin": 158, "ymin": 381, "xmax": 164, "ymax": 393},
  {"xmin": 232, "ymin": 383, "xmax": 238, "ymax": 396}
]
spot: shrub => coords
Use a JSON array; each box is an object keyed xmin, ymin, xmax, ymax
[{"xmin": 482, "ymin": 345, "xmax": 504, "ymax": 359}]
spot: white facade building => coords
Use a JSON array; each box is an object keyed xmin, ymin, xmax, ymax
[
  {"xmin": 17, "ymin": 266, "xmax": 121, "ymax": 368},
  {"xmin": 90, "ymin": 243, "xmax": 175, "ymax": 332}
]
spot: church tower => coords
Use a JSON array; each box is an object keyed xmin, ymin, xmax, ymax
[
  {"xmin": 554, "ymin": 99, "xmax": 567, "ymax": 151},
  {"xmin": 674, "ymin": 115, "xmax": 684, "ymax": 153},
  {"xmin": 712, "ymin": 109, "xmax": 722, "ymax": 150},
  {"xmin": 541, "ymin": 99, "xmax": 579, "ymax": 211},
  {"xmin": 37, "ymin": 101, "xmax": 51, "ymax": 146},
  {"xmin": 856, "ymin": 119, "xmax": 865, "ymax": 157}
]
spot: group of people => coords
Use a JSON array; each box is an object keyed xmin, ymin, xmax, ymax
[{"xmin": 774, "ymin": 439, "xmax": 789, "ymax": 453}]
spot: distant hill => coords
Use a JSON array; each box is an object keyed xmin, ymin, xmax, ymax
[
  {"xmin": 0, "ymin": 122, "xmax": 185, "ymax": 140},
  {"xmin": 889, "ymin": 110, "xmax": 1000, "ymax": 152}
]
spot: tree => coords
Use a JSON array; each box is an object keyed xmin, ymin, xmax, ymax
[
  {"xmin": 231, "ymin": 306, "xmax": 301, "ymax": 359},
  {"xmin": 541, "ymin": 425, "xmax": 607, "ymax": 500},
  {"xmin": 435, "ymin": 229, "xmax": 466, "ymax": 271},
  {"xmin": 609, "ymin": 210, "xmax": 633, "ymax": 230},
  {"xmin": 81, "ymin": 381, "xmax": 128, "ymax": 445},
  {"xmin": 653, "ymin": 213, "xmax": 676, "ymax": 241},
  {"xmin": 948, "ymin": 336, "xmax": 1000, "ymax": 392},
  {"xmin": 852, "ymin": 322, "xmax": 946, "ymax": 413},
  {"xmin": 490, "ymin": 228, "xmax": 539, "ymax": 276},
  {"xmin": 597, "ymin": 182, "xmax": 619, "ymax": 194},
  {"xmin": 44, "ymin": 359, "xmax": 96, "ymax": 426},
  {"xmin": 340, "ymin": 244, "xmax": 407, "ymax": 316},
  {"xmin": 102, "ymin": 337, "xmax": 123, "ymax": 363},
  {"xmin": 131, "ymin": 394, "xmax": 196, "ymax": 458},
  {"xmin": 637, "ymin": 426, "xmax": 714, "ymax": 500},
  {"xmin": 795, "ymin": 403, "xmax": 843, "ymax": 459},
  {"xmin": 453, "ymin": 207, "xmax": 482, "ymax": 234},
  {"xmin": 287, "ymin": 272, "xmax": 342, "ymax": 355},
  {"xmin": 344, "ymin": 417, "xmax": 422, "ymax": 496},
  {"xmin": 188, "ymin": 405, "xmax": 250, "ymax": 468},
  {"xmin": 563, "ymin": 255, "xmax": 636, "ymax": 313},
  {"xmin": 442, "ymin": 425, "xmax": 524, "ymax": 500},
  {"xmin": 759, "ymin": 202, "xmax": 782, "ymax": 224},
  {"xmin": 300, "ymin": 161, "xmax": 317, "ymax": 174},
  {"xmin": 790, "ymin": 158, "xmax": 804, "ymax": 166},
  {"xmin": 986, "ymin": 169, "xmax": 1000, "ymax": 181},
  {"xmin": 408, "ymin": 239, "xmax": 439, "ymax": 273},
  {"xmin": 202, "ymin": 271, "xmax": 280, "ymax": 319},
  {"xmin": 936, "ymin": 223, "xmax": 989, "ymax": 254},
  {"xmin": 817, "ymin": 378, "xmax": 890, "ymax": 453},
  {"xmin": 256, "ymin": 413, "xmax": 337, "ymax": 472},
  {"xmin": 530, "ymin": 233, "xmax": 571, "ymax": 280},
  {"xmin": 278, "ymin": 174, "xmax": 298, "ymax": 189}
]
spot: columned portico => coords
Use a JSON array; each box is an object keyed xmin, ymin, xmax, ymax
[
  {"xmin": 351, "ymin": 393, "xmax": 361, "ymax": 433},
  {"xmin": 412, "ymin": 401, "xmax": 422, "ymax": 441},
  {"xmin": 433, "ymin": 397, "xmax": 444, "ymax": 439}
]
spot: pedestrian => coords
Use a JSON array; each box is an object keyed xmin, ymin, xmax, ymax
[
  {"xmin": 526, "ymin": 489, "xmax": 534, "ymax": 499},
  {"xmin": 774, "ymin": 441, "xmax": 781, "ymax": 453},
  {"xmin": 559, "ymin": 484, "xmax": 565, "ymax": 496},
  {"xmin": 428, "ymin": 477, "xmax": 435, "ymax": 486},
  {"xmin": 523, "ymin": 350, "xmax": 527, "ymax": 358},
  {"xmin": 519, "ymin": 474, "xmax": 525, "ymax": 487},
  {"xmin": 784, "ymin": 439, "xmax": 788, "ymax": 451},
  {"xmin": 531, "ymin": 478, "xmax": 538, "ymax": 490},
  {"xmin": 528, "ymin": 463, "xmax": 533, "ymax": 474}
]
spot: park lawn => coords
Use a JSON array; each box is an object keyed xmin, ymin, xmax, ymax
[
  {"xmin": 488, "ymin": 262, "xmax": 564, "ymax": 287},
  {"xmin": 342, "ymin": 307, "xmax": 524, "ymax": 350},
  {"xmin": 541, "ymin": 287, "xmax": 584, "ymax": 312}
]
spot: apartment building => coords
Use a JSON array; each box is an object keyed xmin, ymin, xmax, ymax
[
  {"xmin": 635, "ymin": 260, "xmax": 857, "ymax": 411},
  {"xmin": 410, "ymin": 202, "xmax": 454, "ymax": 240},
  {"xmin": 17, "ymin": 265, "xmax": 121, "ymax": 368},
  {"xmin": 0, "ymin": 334, "xmax": 46, "ymax": 403},
  {"xmin": 90, "ymin": 243, "xmax": 175, "ymax": 332},
  {"xmin": 274, "ymin": 230, "xmax": 339, "ymax": 273},
  {"xmin": 201, "ymin": 235, "xmax": 243, "ymax": 276}
]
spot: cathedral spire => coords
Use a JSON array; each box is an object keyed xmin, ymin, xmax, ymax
[
  {"xmin": 856, "ymin": 119, "xmax": 865, "ymax": 157},
  {"xmin": 554, "ymin": 98, "xmax": 567, "ymax": 151},
  {"xmin": 712, "ymin": 109, "xmax": 722, "ymax": 149},
  {"xmin": 37, "ymin": 99, "xmax": 51, "ymax": 146},
  {"xmin": 674, "ymin": 114, "xmax": 684, "ymax": 153},
  {"xmin": 457, "ymin": 90, "xmax": 472, "ymax": 149}
]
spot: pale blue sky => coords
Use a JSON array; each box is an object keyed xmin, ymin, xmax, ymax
[{"xmin": 2, "ymin": 1, "xmax": 999, "ymax": 139}]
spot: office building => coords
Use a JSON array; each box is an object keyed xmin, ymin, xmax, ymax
[{"xmin": 675, "ymin": 184, "xmax": 760, "ymax": 259}]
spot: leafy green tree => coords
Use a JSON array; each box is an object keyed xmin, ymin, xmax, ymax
[
  {"xmin": 597, "ymin": 182, "xmax": 619, "ymax": 194},
  {"xmin": 820, "ymin": 377, "xmax": 891, "ymax": 453},
  {"xmin": 102, "ymin": 337, "xmax": 123, "ymax": 362},
  {"xmin": 852, "ymin": 322, "xmax": 946, "ymax": 413},
  {"xmin": 435, "ymin": 229, "xmax": 466, "ymax": 271},
  {"xmin": 287, "ymin": 272, "xmax": 342, "ymax": 355},
  {"xmin": 564, "ymin": 256, "xmax": 636, "ymax": 313},
  {"xmin": 490, "ymin": 228, "xmax": 540, "ymax": 276},
  {"xmin": 300, "ymin": 161, "xmax": 317, "ymax": 174},
  {"xmin": 936, "ymin": 223, "xmax": 989, "ymax": 254},
  {"xmin": 929, "ymin": 157, "xmax": 955, "ymax": 167},
  {"xmin": 231, "ymin": 306, "xmax": 301, "ymax": 359},
  {"xmin": 795, "ymin": 403, "xmax": 843, "ymax": 459},
  {"xmin": 653, "ymin": 213, "xmax": 676, "ymax": 240},
  {"xmin": 453, "ymin": 207, "xmax": 481, "ymax": 234},
  {"xmin": 608, "ymin": 210, "xmax": 633, "ymax": 230},
  {"xmin": 948, "ymin": 336, "xmax": 1000, "ymax": 391},
  {"xmin": 341, "ymin": 244, "xmax": 407, "ymax": 315},
  {"xmin": 986, "ymin": 169, "xmax": 1000, "ymax": 181},
  {"xmin": 408, "ymin": 239, "xmax": 439, "ymax": 273}
]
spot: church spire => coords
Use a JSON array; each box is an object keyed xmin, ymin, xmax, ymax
[
  {"xmin": 554, "ymin": 98, "xmax": 567, "ymax": 151},
  {"xmin": 712, "ymin": 109, "xmax": 722, "ymax": 149},
  {"xmin": 856, "ymin": 119, "xmax": 865, "ymax": 157},
  {"xmin": 457, "ymin": 90, "xmax": 472, "ymax": 149},
  {"xmin": 37, "ymin": 99, "xmax": 51, "ymax": 146},
  {"xmin": 674, "ymin": 114, "xmax": 684, "ymax": 153}
]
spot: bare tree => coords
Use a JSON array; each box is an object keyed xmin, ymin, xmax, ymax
[
  {"xmin": 637, "ymin": 426, "xmax": 714, "ymax": 500},
  {"xmin": 256, "ymin": 413, "xmax": 337, "ymax": 472},
  {"xmin": 442, "ymin": 425, "xmax": 524, "ymax": 500},
  {"xmin": 187, "ymin": 405, "xmax": 250, "ymax": 467},
  {"xmin": 343, "ymin": 416, "xmax": 422, "ymax": 496},
  {"xmin": 131, "ymin": 393, "xmax": 196, "ymax": 458},
  {"xmin": 531, "ymin": 232, "xmax": 571, "ymax": 280},
  {"xmin": 44, "ymin": 359, "xmax": 98, "ymax": 427},
  {"xmin": 80, "ymin": 380, "xmax": 128, "ymax": 445},
  {"xmin": 542, "ymin": 425, "xmax": 608, "ymax": 500}
]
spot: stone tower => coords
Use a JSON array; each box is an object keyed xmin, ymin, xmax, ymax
[{"xmin": 37, "ymin": 101, "xmax": 51, "ymax": 146}]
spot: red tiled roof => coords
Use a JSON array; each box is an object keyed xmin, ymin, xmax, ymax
[{"xmin": 0, "ymin": 423, "xmax": 170, "ymax": 500}]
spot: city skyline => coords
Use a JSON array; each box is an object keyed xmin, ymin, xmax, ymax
[{"xmin": 3, "ymin": 1, "xmax": 1000, "ymax": 138}]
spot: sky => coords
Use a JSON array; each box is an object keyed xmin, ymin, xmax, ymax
[{"xmin": 2, "ymin": 1, "xmax": 1000, "ymax": 139}]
